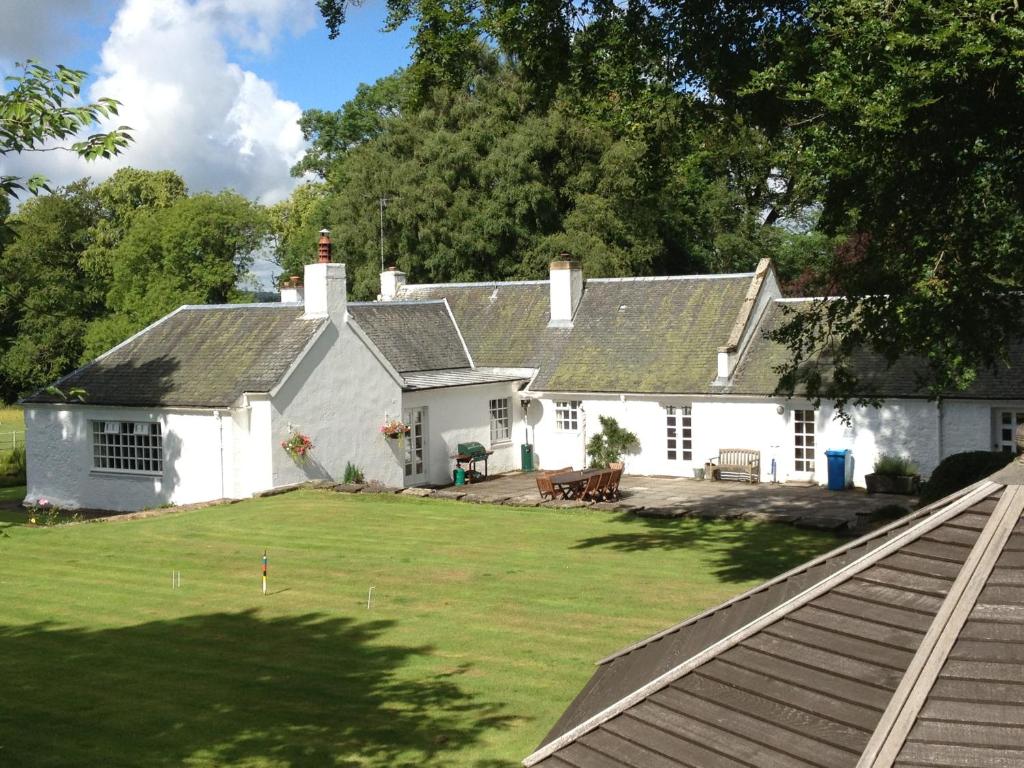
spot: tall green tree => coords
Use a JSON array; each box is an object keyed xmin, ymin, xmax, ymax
[
  {"xmin": 83, "ymin": 191, "xmax": 270, "ymax": 359},
  {"xmin": 0, "ymin": 182, "xmax": 100, "ymax": 402},
  {"xmin": 318, "ymin": 0, "xmax": 1024, "ymax": 408}
]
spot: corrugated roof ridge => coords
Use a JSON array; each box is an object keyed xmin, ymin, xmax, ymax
[
  {"xmin": 858, "ymin": 483, "xmax": 1024, "ymax": 768},
  {"xmin": 597, "ymin": 476, "xmax": 996, "ymax": 666},
  {"xmin": 179, "ymin": 302, "xmax": 303, "ymax": 310},
  {"xmin": 522, "ymin": 480, "xmax": 1002, "ymax": 768}
]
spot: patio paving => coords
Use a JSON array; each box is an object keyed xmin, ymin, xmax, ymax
[{"xmin": 433, "ymin": 472, "xmax": 918, "ymax": 533}]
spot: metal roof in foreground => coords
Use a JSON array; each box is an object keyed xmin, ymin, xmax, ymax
[{"xmin": 526, "ymin": 457, "xmax": 1024, "ymax": 768}]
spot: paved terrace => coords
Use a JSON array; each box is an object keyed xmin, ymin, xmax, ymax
[{"xmin": 429, "ymin": 472, "xmax": 917, "ymax": 533}]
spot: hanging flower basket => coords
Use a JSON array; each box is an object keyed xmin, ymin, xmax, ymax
[
  {"xmin": 282, "ymin": 431, "xmax": 314, "ymax": 462},
  {"xmin": 380, "ymin": 418, "xmax": 410, "ymax": 440}
]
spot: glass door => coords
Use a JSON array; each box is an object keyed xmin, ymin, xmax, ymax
[
  {"xmin": 403, "ymin": 407, "xmax": 426, "ymax": 484},
  {"xmin": 793, "ymin": 409, "xmax": 816, "ymax": 480}
]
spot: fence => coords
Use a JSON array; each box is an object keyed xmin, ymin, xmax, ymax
[{"xmin": 0, "ymin": 430, "xmax": 22, "ymax": 453}]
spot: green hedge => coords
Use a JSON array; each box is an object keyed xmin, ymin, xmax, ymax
[{"xmin": 919, "ymin": 451, "xmax": 1014, "ymax": 505}]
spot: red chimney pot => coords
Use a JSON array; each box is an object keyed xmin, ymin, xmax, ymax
[{"xmin": 317, "ymin": 228, "xmax": 332, "ymax": 263}]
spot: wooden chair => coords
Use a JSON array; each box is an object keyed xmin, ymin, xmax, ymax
[
  {"xmin": 536, "ymin": 467, "xmax": 573, "ymax": 500},
  {"xmin": 605, "ymin": 468, "xmax": 622, "ymax": 500},
  {"xmin": 536, "ymin": 473, "xmax": 557, "ymax": 500},
  {"xmin": 594, "ymin": 470, "xmax": 614, "ymax": 501},
  {"xmin": 581, "ymin": 473, "xmax": 603, "ymax": 501}
]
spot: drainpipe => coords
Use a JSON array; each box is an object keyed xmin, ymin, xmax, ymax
[
  {"xmin": 214, "ymin": 410, "xmax": 225, "ymax": 500},
  {"xmin": 936, "ymin": 398, "xmax": 944, "ymax": 469}
]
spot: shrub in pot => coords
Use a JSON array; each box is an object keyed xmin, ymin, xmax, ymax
[
  {"xmin": 865, "ymin": 453, "xmax": 920, "ymax": 495},
  {"xmin": 586, "ymin": 416, "xmax": 639, "ymax": 469}
]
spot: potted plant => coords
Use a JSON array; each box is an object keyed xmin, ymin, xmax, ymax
[
  {"xmin": 865, "ymin": 453, "xmax": 920, "ymax": 495},
  {"xmin": 586, "ymin": 416, "xmax": 639, "ymax": 469},
  {"xmin": 380, "ymin": 418, "xmax": 410, "ymax": 440},
  {"xmin": 282, "ymin": 430, "xmax": 314, "ymax": 462}
]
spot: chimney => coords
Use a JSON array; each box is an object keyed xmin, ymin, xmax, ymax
[
  {"xmin": 303, "ymin": 229, "xmax": 347, "ymax": 319},
  {"xmin": 317, "ymin": 228, "xmax": 333, "ymax": 263},
  {"xmin": 280, "ymin": 275, "xmax": 304, "ymax": 304},
  {"xmin": 548, "ymin": 254, "xmax": 583, "ymax": 328},
  {"xmin": 379, "ymin": 265, "xmax": 407, "ymax": 301}
]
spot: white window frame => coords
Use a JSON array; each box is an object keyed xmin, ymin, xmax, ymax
[
  {"xmin": 794, "ymin": 409, "xmax": 816, "ymax": 473},
  {"xmin": 666, "ymin": 405, "xmax": 692, "ymax": 461},
  {"xmin": 489, "ymin": 397, "xmax": 511, "ymax": 444},
  {"xmin": 555, "ymin": 401, "xmax": 580, "ymax": 432},
  {"xmin": 92, "ymin": 420, "xmax": 164, "ymax": 475}
]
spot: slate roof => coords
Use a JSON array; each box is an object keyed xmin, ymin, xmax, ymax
[
  {"xmin": 346, "ymin": 301, "xmax": 471, "ymax": 373},
  {"xmin": 730, "ymin": 299, "xmax": 1024, "ymax": 399},
  {"xmin": 401, "ymin": 275, "xmax": 753, "ymax": 394},
  {"xmin": 525, "ymin": 459, "xmax": 1024, "ymax": 768},
  {"xmin": 24, "ymin": 305, "xmax": 324, "ymax": 408},
  {"xmin": 398, "ymin": 281, "xmax": 557, "ymax": 369}
]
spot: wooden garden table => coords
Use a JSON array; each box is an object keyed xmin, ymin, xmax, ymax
[{"xmin": 549, "ymin": 468, "xmax": 602, "ymax": 500}]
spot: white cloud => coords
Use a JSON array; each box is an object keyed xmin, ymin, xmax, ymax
[{"xmin": 1, "ymin": 0, "xmax": 314, "ymax": 204}]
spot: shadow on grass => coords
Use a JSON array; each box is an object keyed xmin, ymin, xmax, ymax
[
  {"xmin": 0, "ymin": 610, "xmax": 513, "ymax": 767},
  {"xmin": 572, "ymin": 515, "xmax": 836, "ymax": 583}
]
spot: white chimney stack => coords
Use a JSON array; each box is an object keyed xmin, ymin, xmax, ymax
[
  {"xmin": 280, "ymin": 275, "xmax": 304, "ymax": 304},
  {"xmin": 302, "ymin": 229, "xmax": 347, "ymax": 320},
  {"xmin": 379, "ymin": 266, "xmax": 407, "ymax": 301},
  {"xmin": 548, "ymin": 255, "xmax": 583, "ymax": 328}
]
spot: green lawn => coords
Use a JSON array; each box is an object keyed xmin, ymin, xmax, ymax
[{"xmin": 0, "ymin": 491, "xmax": 836, "ymax": 767}]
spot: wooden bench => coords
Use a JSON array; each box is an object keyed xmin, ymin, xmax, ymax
[{"xmin": 707, "ymin": 449, "xmax": 760, "ymax": 483}]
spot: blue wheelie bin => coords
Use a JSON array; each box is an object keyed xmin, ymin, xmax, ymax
[{"xmin": 825, "ymin": 449, "xmax": 849, "ymax": 491}]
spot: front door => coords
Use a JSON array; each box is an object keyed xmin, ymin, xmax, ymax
[
  {"xmin": 995, "ymin": 410, "xmax": 1024, "ymax": 453},
  {"xmin": 792, "ymin": 408, "xmax": 816, "ymax": 481},
  {"xmin": 403, "ymin": 407, "xmax": 426, "ymax": 485}
]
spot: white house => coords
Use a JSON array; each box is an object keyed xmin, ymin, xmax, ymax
[
  {"xmin": 23, "ymin": 235, "xmax": 530, "ymax": 511},
  {"xmin": 394, "ymin": 257, "xmax": 1024, "ymax": 487},
  {"xmin": 23, "ymin": 239, "xmax": 1024, "ymax": 511}
]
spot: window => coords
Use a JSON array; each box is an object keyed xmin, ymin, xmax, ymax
[
  {"xmin": 666, "ymin": 405, "xmax": 692, "ymax": 461},
  {"xmin": 92, "ymin": 420, "xmax": 163, "ymax": 474},
  {"xmin": 555, "ymin": 401, "xmax": 580, "ymax": 431},
  {"xmin": 996, "ymin": 410, "xmax": 1024, "ymax": 453},
  {"xmin": 794, "ymin": 409, "xmax": 815, "ymax": 472},
  {"xmin": 489, "ymin": 398, "xmax": 511, "ymax": 443}
]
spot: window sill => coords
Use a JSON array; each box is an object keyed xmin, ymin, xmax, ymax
[
  {"xmin": 491, "ymin": 440, "xmax": 512, "ymax": 448},
  {"xmin": 90, "ymin": 469, "xmax": 163, "ymax": 478}
]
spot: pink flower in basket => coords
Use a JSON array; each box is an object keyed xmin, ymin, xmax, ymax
[
  {"xmin": 282, "ymin": 431, "xmax": 314, "ymax": 461},
  {"xmin": 380, "ymin": 418, "xmax": 410, "ymax": 439}
]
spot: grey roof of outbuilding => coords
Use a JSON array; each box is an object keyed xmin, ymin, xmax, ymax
[
  {"xmin": 729, "ymin": 300, "xmax": 1024, "ymax": 399},
  {"xmin": 23, "ymin": 305, "xmax": 324, "ymax": 408},
  {"xmin": 526, "ymin": 460, "xmax": 1024, "ymax": 768},
  {"xmin": 401, "ymin": 367, "xmax": 532, "ymax": 391},
  {"xmin": 401, "ymin": 275, "xmax": 753, "ymax": 394},
  {"xmin": 346, "ymin": 301, "xmax": 472, "ymax": 373}
]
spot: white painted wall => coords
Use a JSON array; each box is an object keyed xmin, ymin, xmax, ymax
[
  {"xmin": 524, "ymin": 393, "xmax": 997, "ymax": 488},
  {"xmin": 271, "ymin": 319, "xmax": 405, "ymax": 488},
  {"xmin": 24, "ymin": 404, "xmax": 234, "ymax": 511},
  {"xmin": 403, "ymin": 380, "xmax": 524, "ymax": 486}
]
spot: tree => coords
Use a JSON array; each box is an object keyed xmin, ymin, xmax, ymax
[
  {"xmin": 0, "ymin": 60, "xmax": 132, "ymax": 237},
  {"xmin": 84, "ymin": 191, "xmax": 271, "ymax": 358},
  {"xmin": 760, "ymin": 0, "xmax": 1024, "ymax": 411},
  {"xmin": 0, "ymin": 182, "xmax": 101, "ymax": 402},
  {"xmin": 317, "ymin": 0, "xmax": 1024, "ymax": 410}
]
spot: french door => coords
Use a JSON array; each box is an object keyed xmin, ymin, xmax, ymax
[
  {"xmin": 793, "ymin": 409, "xmax": 816, "ymax": 480},
  {"xmin": 403, "ymin": 407, "xmax": 426, "ymax": 484}
]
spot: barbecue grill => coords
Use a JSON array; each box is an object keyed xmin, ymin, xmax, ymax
[{"xmin": 452, "ymin": 442, "xmax": 493, "ymax": 483}]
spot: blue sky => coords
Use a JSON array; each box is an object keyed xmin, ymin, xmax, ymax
[{"xmin": 0, "ymin": 0, "xmax": 413, "ymax": 205}]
